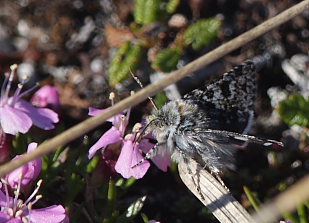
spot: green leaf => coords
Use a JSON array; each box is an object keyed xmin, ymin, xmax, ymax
[
  {"xmin": 117, "ymin": 196, "xmax": 147, "ymax": 223},
  {"xmin": 154, "ymin": 91, "xmax": 168, "ymax": 109},
  {"xmin": 278, "ymin": 94, "xmax": 309, "ymax": 127},
  {"xmin": 151, "ymin": 48, "xmax": 181, "ymax": 72},
  {"xmin": 65, "ymin": 173, "xmax": 85, "ymax": 205},
  {"xmin": 103, "ymin": 179, "xmax": 117, "ymax": 223},
  {"xmin": 183, "ymin": 17, "xmax": 221, "ymax": 50},
  {"xmin": 134, "ymin": 0, "xmax": 162, "ymax": 26},
  {"xmin": 166, "ymin": 0, "xmax": 180, "ymax": 14},
  {"xmin": 108, "ymin": 41, "xmax": 144, "ymax": 86},
  {"xmin": 297, "ymin": 203, "xmax": 307, "ymax": 223},
  {"xmin": 283, "ymin": 213, "xmax": 299, "ymax": 223},
  {"xmin": 86, "ymin": 155, "xmax": 99, "ymax": 173},
  {"xmin": 134, "ymin": 0, "xmax": 146, "ymax": 25}
]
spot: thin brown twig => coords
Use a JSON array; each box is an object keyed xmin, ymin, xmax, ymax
[
  {"xmin": 252, "ymin": 175, "xmax": 309, "ymax": 223},
  {"xmin": 0, "ymin": 0, "xmax": 308, "ymax": 187}
]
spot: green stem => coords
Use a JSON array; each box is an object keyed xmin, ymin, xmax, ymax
[
  {"xmin": 243, "ymin": 186, "xmax": 260, "ymax": 211},
  {"xmin": 103, "ymin": 179, "xmax": 117, "ymax": 223},
  {"xmin": 297, "ymin": 203, "xmax": 307, "ymax": 223}
]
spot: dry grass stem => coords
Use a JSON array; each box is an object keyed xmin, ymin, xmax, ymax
[{"xmin": 178, "ymin": 159, "xmax": 254, "ymax": 223}]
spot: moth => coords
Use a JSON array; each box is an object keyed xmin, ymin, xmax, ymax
[{"xmin": 143, "ymin": 60, "xmax": 283, "ymax": 176}]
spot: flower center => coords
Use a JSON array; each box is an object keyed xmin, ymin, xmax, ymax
[
  {"xmin": 0, "ymin": 178, "xmax": 43, "ymax": 222},
  {"xmin": 0, "ymin": 64, "xmax": 38, "ymax": 108}
]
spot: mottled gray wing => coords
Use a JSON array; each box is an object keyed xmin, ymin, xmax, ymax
[
  {"xmin": 183, "ymin": 61, "xmax": 256, "ymax": 134},
  {"xmin": 184, "ymin": 60, "xmax": 256, "ymax": 112}
]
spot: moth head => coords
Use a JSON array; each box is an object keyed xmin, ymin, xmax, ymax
[{"xmin": 147, "ymin": 101, "xmax": 181, "ymax": 132}]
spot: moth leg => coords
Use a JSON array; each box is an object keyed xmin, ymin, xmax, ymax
[
  {"xmin": 207, "ymin": 165, "xmax": 230, "ymax": 192},
  {"xmin": 132, "ymin": 142, "xmax": 166, "ymax": 168}
]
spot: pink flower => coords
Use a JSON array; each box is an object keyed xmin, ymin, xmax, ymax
[
  {"xmin": 88, "ymin": 107, "xmax": 127, "ymax": 159},
  {"xmin": 6, "ymin": 142, "xmax": 42, "ymax": 190},
  {"xmin": 0, "ymin": 180, "xmax": 68, "ymax": 223},
  {"xmin": 114, "ymin": 133, "xmax": 151, "ymax": 179},
  {"xmin": 88, "ymin": 106, "xmax": 171, "ymax": 179},
  {"xmin": 31, "ymin": 85, "xmax": 60, "ymax": 112},
  {"xmin": 0, "ymin": 65, "xmax": 59, "ymax": 135},
  {"xmin": 88, "ymin": 108, "xmax": 151, "ymax": 179}
]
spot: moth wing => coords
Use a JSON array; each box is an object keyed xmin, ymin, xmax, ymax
[
  {"xmin": 174, "ymin": 130, "xmax": 237, "ymax": 172},
  {"xmin": 184, "ymin": 60, "xmax": 257, "ymax": 113},
  {"xmin": 174, "ymin": 129, "xmax": 283, "ymax": 172},
  {"xmin": 200, "ymin": 129, "xmax": 284, "ymax": 150}
]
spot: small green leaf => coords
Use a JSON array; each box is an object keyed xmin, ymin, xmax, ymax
[
  {"xmin": 183, "ymin": 17, "xmax": 221, "ymax": 50},
  {"xmin": 86, "ymin": 155, "xmax": 99, "ymax": 173},
  {"xmin": 117, "ymin": 196, "xmax": 147, "ymax": 223},
  {"xmin": 124, "ymin": 177, "xmax": 137, "ymax": 188},
  {"xmin": 151, "ymin": 48, "xmax": 181, "ymax": 72},
  {"xmin": 283, "ymin": 213, "xmax": 299, "ymax": 223},
  {"xmin": 134, "ymin": 0, "xmax": 146, "ymax": 25},
  {"xmin": 166, "ymin": 0, "xmax": 180, "ymax": 14},
  {"xmin": 108, "ymin": 41, "xmax": 144, "ymax": 86},
  {"xmin": 134, "ymin": 0, "xmax": 162, "ymax": 26},
  {"xmin": 155, "ymin": 91, "xmax": 168, "ymax": 109},
  {"xmin": 141, "ymin": 213, "xmax": 149, "ymax": 223},
  {"xmin": 297, "ymin": 203, "xmax": 307, "ymax": 223},
  {"xmin": 103, "ymin": 179, "xmax": 117, "ymax": 223},
  {"xmin": 65, "ymin": 173, "xmax": 84, "ymax": 205},
  {"xmin": 278, "ymin": 94, "xmax": 309, "ymax": 127}
]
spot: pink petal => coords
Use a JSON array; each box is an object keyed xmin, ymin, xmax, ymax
[
  {"xmin": 88, "ymin": 107, "xmax": 105, "ymax": 116},
  {"xmin": 22, "ymin": 143, "xmax": 42, "ymax": 185},
  {"xmin": 149, "ymin": 146, "xmax": 171, "ymax": 172},
  {"xmin": 7, "ymin": 143, "xmax": 42, "ymax": 188},
  {"xmin": 27, "ymin": 142, "xmax": 38, "ymax": 153},
  {"xmin": 88, "ymin": 126, "xmax": 122, "ymax": 159},
  {"xmin": 6, "ymin": 219, "xmax": 22, "ymax": 223},
  {"xmin": 26, "ymin": 205, "xmax": 67, "ymax": 223},
  {"xmin": 140, "ymin": 139, "xmax": 171, "ymax": 172},
  {"xmin": 88, "ymin": 107, "xmax": 122, "ymax": 123},
  {"xmin": 31, "ymin": 86, "xmax": 60, "ymax": 111},
  {"xmin": 0, "ymin": 212, "xmax": 11, "ymax": 223},
  {"xmin": 0, "ymin": 190, "xmax": 7, "ymax": 205},
  {"xmin": 15, "ymin": 100, "xmax": 59, "ymax": 130},
  {"xmin": 115, "ymin": 140, "xmax": 150, "ymax": 179},
  {"xmin": 0, "ymin": 105, "xmax": 32, "ymax": 135},
  {"xmin": 6, "ymin": 156, "xmax": 30, "ymax": 188}
]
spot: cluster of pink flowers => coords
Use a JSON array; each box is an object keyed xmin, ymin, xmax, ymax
[
  {"xmin": 0, "ymin": 63, "xmax": 170, "ymax": 221},
  {"xmin": 0, "ymin": 64, "xmax": 67, "ymax": 222},
  {"xmin": 0, "ymin": 143, "xmax": 67, "ymax": 223}
]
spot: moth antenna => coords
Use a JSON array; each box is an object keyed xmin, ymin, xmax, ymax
[
  {"xmin": 132, "ymin": 143, "xmax": 159, "ymax": 168},
  {"xmin": 131, "ymin": 120, "xmax": 158, "ymax": 168},
  {"xmin": 129, "ymin": 68, "xmax": 158, "ymax": 111},
  {"xmin": 133, "ymin": 119, "xmax": 155, "ymax": 146}
]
